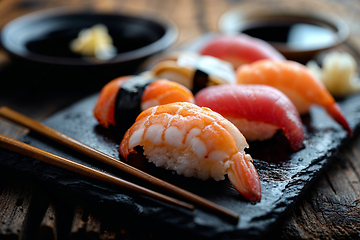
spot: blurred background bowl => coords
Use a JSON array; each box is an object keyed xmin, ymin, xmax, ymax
[
  {"xmin": 0, "ymin": 8, "xmax": 178, "ymax": 90},
  {"xmin": 219, "ymin": 8, "xmax": 349, "ymax": 64}
]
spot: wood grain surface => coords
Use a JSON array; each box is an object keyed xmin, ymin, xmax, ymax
[{"xmin": 1, "ymin": 0, "xmax": 360, "ymax": 239}]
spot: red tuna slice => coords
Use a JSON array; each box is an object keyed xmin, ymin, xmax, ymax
[
  {"xmin": 195, "ymin": 84, "xmax": 305, "ymax": 151},
  {"xmin": 199, "ymin": 34, "xmax": 285, "ymax": 69}
]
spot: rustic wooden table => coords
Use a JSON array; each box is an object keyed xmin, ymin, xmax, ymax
[{"xmin": 1, "ymin": 0, "xmax": 360, "ymax": 239}]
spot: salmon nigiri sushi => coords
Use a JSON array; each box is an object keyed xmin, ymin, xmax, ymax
[
  {"xmin": 119, "ymin": 102, "xmax": 261, "ymax": 202},
  {"xmin": 236, "ymin": 60, "xmax": 352, "ymax": 136},
  {"xmin": 195, "ymin": 84, "xmax": 305, "ymax": 151},
  {"xmin": 200, "ymin": 34, "xmax": 285, "ymax": 69},
  {"xmin": 94, "ymin": 75, "xmax": 194, "ymax": 130}
]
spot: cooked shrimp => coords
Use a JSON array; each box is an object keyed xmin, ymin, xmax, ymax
[
  {"xmin": 119, "ymin": 102, "xmax": 261, "ymax": 202},
  {"xmin": 236, "ymin": 60, "xmax": 352, "ymax": 136}
]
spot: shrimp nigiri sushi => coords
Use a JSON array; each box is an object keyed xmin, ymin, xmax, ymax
[
  {"xmin": 200, "ymin": 34, "xmax": 285, "ymax": 69},
  {"xmin": 195, "ymin": 84, "xmax": 305, "ymax": 151},
  {"xmin": 236, "ymin": 60, "xmax": 352, "ymax": 136},
  {"xmin": 119, "ymin": 102, "xmax": 261, "ymax": 202},
  {"xmin": 151, "ymin": 52, "xmax": 236, "ymax": 93},
  {"xmin": 94, "ymin": 75, "xmax": 194, "ymax": 130}
]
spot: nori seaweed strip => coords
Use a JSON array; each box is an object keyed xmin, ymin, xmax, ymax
[
  {"xmin": 114, "ymin": 76, "xmax": 157, "ymax": 135},
  {"xmin": 191, "ymin": 56, "xmax": 235, "ymax": 93},
  {"xmin": 193, "ymin": 70, "xmax": 209, "ymax": 94}
]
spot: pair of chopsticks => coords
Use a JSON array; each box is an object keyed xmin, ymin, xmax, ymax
[{"xmin": 0, "ymin": 106, "xmax": 239, "ymax": 222}]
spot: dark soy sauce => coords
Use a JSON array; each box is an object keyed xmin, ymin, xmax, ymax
[
  {"xmin": 241, "ymin": 22, "xmax": 337, "ymax": 50},
  {"xmin": 26, "ymin": 28, "xmax": 156, "ymax": 58}
]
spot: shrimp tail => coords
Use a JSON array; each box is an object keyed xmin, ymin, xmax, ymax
[
  {"xmin": 228, "ymin": 153, "xmax": 261, "ymax": 202},
  {"xmin": 326, "ymin": 102, "xmax": 353, "ymax": 136}
]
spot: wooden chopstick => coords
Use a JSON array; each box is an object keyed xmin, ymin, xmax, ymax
[
  {"xmin": 0, "ymin": 106, "xmax": 240, "ymax": 222},
  {"xmin": 0, "ymin": 134, "xmax": 194, "ymax": 211}
]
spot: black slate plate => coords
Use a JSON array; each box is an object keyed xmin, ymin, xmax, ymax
[
  {"xmin": 1, "ymin": 35, "xmax": 360, "ymax": 238},
  {"xmin": 1, "ymin": 92, "xmax": 360, "ymax": 239}
]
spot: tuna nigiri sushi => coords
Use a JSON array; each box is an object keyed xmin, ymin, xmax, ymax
[
  {"xmin": 151, "ymin": 52, "xmax": 236, "ymax": 93},
  {"xmin": 236, "ymin": 60, "xmax": 352, "ymax": 136},
  {"xmin": 200, "ymin": 34, "xmax": 285, "ymax": 69},
  {"xmin": 119, "ymin": 102, "xmax": 261, "ymax": 202},
  {"xmin": 94, "ymin": 75, "xmax": 194, "ymax": 130},
  {"xmin": 195, "ymin": 84, "xmax": 305, "ymax": 151}
]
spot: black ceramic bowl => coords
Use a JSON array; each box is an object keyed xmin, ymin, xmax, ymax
[
  {"xmin": 0, "ymin": 8, "xmax": 178, "ymax": 89},
  {"xmin": 219, "ymin": 8, "xmax": 349, "ymax": 63}
]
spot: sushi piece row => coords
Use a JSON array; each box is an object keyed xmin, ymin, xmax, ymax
[{"xmin": 93, "ymin": 33, "xmax": 353, "ymax": 202}]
